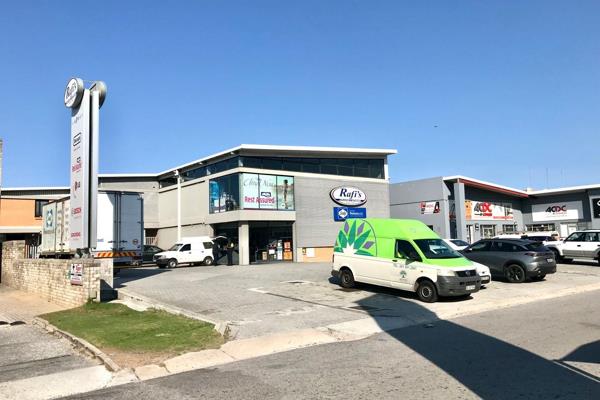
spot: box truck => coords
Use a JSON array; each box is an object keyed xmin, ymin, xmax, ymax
[{"xmin": 41, "ymin": 191, "xmax": 144, "ymax": 265}]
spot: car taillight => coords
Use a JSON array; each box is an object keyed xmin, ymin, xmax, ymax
[{"xmin": 524, "ymin": 252, "xmax": 536, "ymax": 257}]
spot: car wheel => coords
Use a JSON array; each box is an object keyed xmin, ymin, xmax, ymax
[
  {"xmin": 203, "ymin": 256, "xmax": 214, "ymax": 266},
  {"xmin": 549, "ymin": 248, "xmax": 562, "ymax": 262},
  {"xmin": 167, "ymin": 259, "xmax": 178, "ymax": 269},
  {"xmin": 339, "ymin": 268, "xmax": 355, "ymax": 289},
  {"xmin": 416, "ymin": 280, "xmax": 438, "ymax": 303},
  {"xmin": 531, "ymin": 274, "xmax": 546, "ymax": 281},
  {"xmin": 505, "ymin": 264, "xmax": 526, "ymax": 283}
]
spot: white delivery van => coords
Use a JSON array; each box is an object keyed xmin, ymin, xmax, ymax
[
  {"xmin": 40, "ymin": 191, "xmax": 143, "ymax": 265},
  {"xmin": 332, "ymin": 218, "xmax": 483, "ymax": 303},
  {"xmin": 153, "ymin": 236, "xmax": 215, "ymax": 268}
]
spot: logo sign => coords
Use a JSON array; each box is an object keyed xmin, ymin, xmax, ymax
[
  {"xmin": 44, "ymin": 208, "xmax": 54, "ymax": 231},
  {"xmin": 70, "ymin": 88, "xmax": 90, "ymax": 249},
  {"xmin": 70, "ymin": 263, "xmax": 84, "ymax": 285},
  {"xmin": 420, "ymin": 201, "xmax": 440, "ymax": 215},
  {"xmin": 333, "ymin": 207, "xmax": 367, "ymax": 221},
  {"xmin": 593, "ymin": 198, "xmax": 600, "ymax": 219},
  {"xmin": 532, "ymin": 201, "xmax": 583, "ymax": 221},
  {"xmin": 465, "ymin": 200, "xmax": 513, "ymax": 221},
  {"xmin": 330, "ymin": 186, "xmax": 367, "ymax": 207},
  {"xmin": 64, "ymin": 78, "xmax": 85, "ymax": 108}
]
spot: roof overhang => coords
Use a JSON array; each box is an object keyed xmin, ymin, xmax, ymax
[{"xmin": 444, "ymin": 175, "xmax": 529, "ymax": 198}]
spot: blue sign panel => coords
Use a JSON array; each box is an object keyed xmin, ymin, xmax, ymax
[{"xmin": 333, "ymin": 207, "xmax": 367, "ymax": 221}]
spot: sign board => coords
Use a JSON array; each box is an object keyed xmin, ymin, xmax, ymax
[
  {"xmin": 330, "ymin": 186, "xmax": 367, "ymax": 207},
  {"xmin": 333, "ymin": 207, "xmax": 367, "ymax": 221},
  {"xmin": 465, "ymin": 200, "xmax": 514, "ymax": 220},
  {"xmin": 593, "ymin": 198, "xmax": 600, "ymax": 219},
  {"xmin": 258, "ymin": 175, "xmax": 277, "ymax": 209},
  {"xmin": 70, "ymin": 263, "xmax": 83, "ymax": 285},
  {"xmin": 239, "ymin": 173, "xmax": 294, "ymax": 210},
  {"xmin": 532, "ymin": 201, "xmax": 583, "ymax": 221},
  {"xmin": 420, "ymin": 201, "xmax": 440, "ymax": 215},
  {"xmin": 70, "ymin": 90, "xmax": 91, "ymax": 249}
]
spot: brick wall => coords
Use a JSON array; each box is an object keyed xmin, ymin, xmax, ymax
[{"xmin": 1, "ymin": 241, "xmax": 114, "ymax": 308}]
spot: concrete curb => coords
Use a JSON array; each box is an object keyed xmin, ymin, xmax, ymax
[
  {"xmin": 32, "ymin": 317, "xmax": 121, "ymax": 372},
  {"xmin": 118, "ymin": 289, "xmax": 230, "ymax": 336}
]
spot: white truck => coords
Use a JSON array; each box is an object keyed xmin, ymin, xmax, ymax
[{"xmin": 41, "ymin": 191, "xmax": 144, "ymax": 265}]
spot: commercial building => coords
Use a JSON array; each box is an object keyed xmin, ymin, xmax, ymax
[
  {"xmin": 390, "ymin": 176, "xmax": 600, "ymax": 243},
  {"xmin": 99, "ymin": 145, "xmax": 396, "ymax": 264}
]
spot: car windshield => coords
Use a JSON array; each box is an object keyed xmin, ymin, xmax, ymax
[
  {"xmin": 414, "ymin": 239, "xmax": 463, "ymax": 259},
  {"xmin": 451, "ymin": 239, "xmax": 469, "ymax": 247},
  {"xmin": 168, "ymin": 244, "xmax": 182, "ymax": 251}
]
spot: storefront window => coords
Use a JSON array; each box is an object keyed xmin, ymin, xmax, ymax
[{"xmin": 209, "ymin": 174, "xmax": 240, "ymax": 213}]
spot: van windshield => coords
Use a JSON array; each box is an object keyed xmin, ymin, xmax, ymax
[
  {"xmin": 414, "ymin": 239, "xmax": 462, "ymax": 259},
  {"xmin": 168, "ymin": 244, "xmax": 182, "ymax": 251}
]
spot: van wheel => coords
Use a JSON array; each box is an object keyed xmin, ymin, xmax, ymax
[
  {"xmin": 416, "ymin": 280, "xmax": 438, "ymax": 303},
  {"xmin": 505, "ymin": 264, "xmax": 526, "ymax": 283},
  {"xmin": 339, "ymin": 269, "xmax": 355, "ymax": 288},
  {"xmin": 167, "ymin": 259, "xmax": 178, "ymax": 269},
  {"xmin": 203, "ymin": 257, "xmax": 214, "ymax": 266}
]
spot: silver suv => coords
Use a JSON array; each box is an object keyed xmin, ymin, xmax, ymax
[{"xmin": 545, "ymin": 230, "xmax": 600, "ymax": 264}]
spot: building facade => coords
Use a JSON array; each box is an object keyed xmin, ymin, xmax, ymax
[
  {"xmin": 99, "ymin": 145, "xmax": 396, "ymax": 264},
  {"xmin": 390, "ymin": 176, "xmax": 600, "ymax": 243}
]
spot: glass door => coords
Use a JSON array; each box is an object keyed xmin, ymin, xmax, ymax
[{"xmin": 481, "ymin": 225, "xmax": 496, "ymax": 239}]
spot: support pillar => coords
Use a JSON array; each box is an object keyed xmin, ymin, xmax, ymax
[
  {"xmin": 238, "ymin": 221, "xmax": 250, "ymax": 265},
  {"xmin": 453, "ymin": 182, "xmax": 467, "ymax": 241}
]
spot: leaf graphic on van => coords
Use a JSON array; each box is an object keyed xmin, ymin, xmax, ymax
[{"xmin": 334, "ymin": 220, "xmax": 375, "ymax": 256}]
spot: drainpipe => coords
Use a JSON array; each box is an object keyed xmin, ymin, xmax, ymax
[{"xmin": 175, "ymin": 169, "xmax": 181, "ymax": 241}]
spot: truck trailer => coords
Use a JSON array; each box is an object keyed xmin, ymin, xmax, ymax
[{"xmin": 41, "ymin": 191, "xmax": 144, "ymax": 265}]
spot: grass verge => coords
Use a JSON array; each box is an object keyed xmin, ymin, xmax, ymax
[{"xmin": 41, "ymin": 302, "xmax": 224, "ymax": 366}]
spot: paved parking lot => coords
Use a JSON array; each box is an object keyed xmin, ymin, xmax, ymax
[{"xmin": 115, "ymin": 261, "xmax": 600, "ymax": 339}]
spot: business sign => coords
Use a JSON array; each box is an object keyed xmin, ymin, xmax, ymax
[
  {"xmin": 532, "ymin": 201, "xmax": 583, "ymax": 221},
  {"xmin": 333, "ymin": 207, "xmax": 367, "ymax": 221},
  {"xmin": 70, "ymin": 89, "xmax": 91, "ymax": 249},
  {"xmin": 330, "ymin": 186, "xmax": 367, "ymax": 206},
  {"xmin": 70, "ymin": 263, "xmax": 83, "ymax": 286},
  {"xmin": 420, "ymin": 201, "xmax": 440, "ymax": 215},
  {"xmin": 465, "ymin": 200, "xmax": 514, "ymax": 221},
  {"xmin": 239, "ymin": 173, "xmax": 294, "ymax": 210},
  {"xmin": 64, "ymin": 78, "xmax": 85, "ymax": 108},
  {"xmin": 593, "ymin": 198, "xmax": 600, "ymax": 219}
]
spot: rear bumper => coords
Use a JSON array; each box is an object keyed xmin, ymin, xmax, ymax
[
  {"xmin": 527, "ymin": 264, "xmax": 556, "ymax": 277},
  {"xmin": 436, "ymin": 276, "xmax": 481, "ymax": 297}
]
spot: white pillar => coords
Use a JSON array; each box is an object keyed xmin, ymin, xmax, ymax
[
  {"xmin": 238, "ymin": 221, "xmax": 250, "ymax": 265},
  {"xmin": 176, "ymin": 170, "xmax": 181, "ymax": 241}
]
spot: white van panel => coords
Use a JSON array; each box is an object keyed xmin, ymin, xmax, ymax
[
  {"xmin": 95, "ymin": 192, "xmax": 116, "ymax": 252},
  {"xmin": 41, "ymin": 202, "xmax": 57, "ymax": 254},
  {"xmin": 119, "ymin": 193, "xmax": 143, "ymax": 251}
]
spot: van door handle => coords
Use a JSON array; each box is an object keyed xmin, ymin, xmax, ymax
[
  {"xmin": 577, "ymin": 245, "xmax": 581, "ymax": 247},
  {"xmin": 392, "ymin": 259, "xmax": 398, "ymax": 262}
]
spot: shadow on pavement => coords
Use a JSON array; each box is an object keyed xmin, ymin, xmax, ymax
[
  {"xmin": 113, "ymin": 267, "xmax": 171, "ymax": 289},
  {"xmin": 356, "ymin": 292, "xmax": 600, "ymax": 399}
]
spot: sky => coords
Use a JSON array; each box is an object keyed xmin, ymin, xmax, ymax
[{"xmin": 0, "ymin": 1, "xmax": 599, "ymax": 190}]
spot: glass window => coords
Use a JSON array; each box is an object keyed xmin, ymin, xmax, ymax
[
  {"xmin": 491, "ymin": 241, "xmax": 525, "ymax": 252},
  {"xmin": 261, "ymin": 157, "xmax": 282, "ymax": 171},
  {"xmin": 301, "ymin": 158, "xmax": 320, "ymax": 173},
  {"xmin": 396, "ymin": 240, "xmax": 420, "ymax": 260},
  {"xmin": 354, "ymin": 159, "xmax": 370, "ymax": 177},
  {"xmin": 209, "ymin": 174, "xmax": 240, "ymax": 213},
  {"xmin": 320, "ymin": 159, "xmax": 338, "ymax": 175},
  {"xmin": 583, "ymin": 232, "xmax": 600, "ymax": 242},
  {"xmin": 368, "ymin": 159, "xmax": 384, "ymax": 179},
  {"xmin": 451, "ymin": 239, "xmax": 469, "ymax": 247},
  {"xmin": 282, "ymin": 158, "xmax": 303, "ymax": 172},
  {"xmin": 180, "ymin": 244, "xmax": 191, "ymax": 252},
  {"xmin": 203, "ymin": 242, "xmax": 213, "ymax": 249},
  {"xmin": 468, "ymin": 240, "xmax": 491, "ymax": 252},
  {"xmin": 565, "ymin": 232, "xmax": 586, "ymax": 242},
  {"xmin": 524, "ymin": 242, "xmax": 546, "ymax": 251},
  {"xmin": 159, "ymin": 176, "xmax": 178, "ymax": 188},
  {"xmin": 503, "ymin": 225, "xmax": 517, "ymax": 233},
  {"xmin": 240, "ymin": 156, "xmax": 263, "ymax": 169},
  {"xmin": 276, "ymin": 176, "xmax": 295, "ymax": 210},
  {"xmin": 414, "ymin": 239, "xmax": 462, "ymax": 259},
  {"xmin": 182, "ymin": 165, "xmax": 207, "ymax": 181},
  {"xmin": 35, "ymin": 200, "xmax": 49, "ymax": 218},
  {"xmin": 337, "ymin": 159, "xmax": 354, "ymax": 176}
]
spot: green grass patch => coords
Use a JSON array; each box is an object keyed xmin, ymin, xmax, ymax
[{"xmin": 41, "ymin": 302, "xmax": 224, "ymax": 353}]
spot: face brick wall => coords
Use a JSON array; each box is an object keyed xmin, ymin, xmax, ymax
[{"xmin": 1, "ymin": 241, "xmax": 113, "ymax": 308}]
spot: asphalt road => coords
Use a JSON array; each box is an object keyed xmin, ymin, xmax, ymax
[{"xmin": 63, "ymin": 289, "xmax": 600, "ymax": 400}]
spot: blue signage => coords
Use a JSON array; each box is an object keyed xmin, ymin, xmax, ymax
[{"xmin": 333, "ymin": 207, "xmax": 367, "ymax": 221}]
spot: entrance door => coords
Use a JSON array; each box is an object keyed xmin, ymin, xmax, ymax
[
  {"xmin": 249, "ymin": 221, "xmax": 294, "ymax": 263},
  {"xmin": 481, "ymin": 225, "xmax": 496, "ymax": 239}
]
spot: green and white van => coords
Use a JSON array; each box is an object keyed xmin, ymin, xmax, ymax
[{"xmin": 331, "ymin": 218, "xmax": 482, "ymax": 303}]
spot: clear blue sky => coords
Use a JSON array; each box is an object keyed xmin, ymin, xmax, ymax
[{"xmin": 1, "ymin": 1, "xmax": 599, "ymax": 189}]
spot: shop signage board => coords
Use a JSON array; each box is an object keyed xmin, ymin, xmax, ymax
[
  {"xmin": 420, "ymin": 201, "xmax": 440, "ymax": 215},
  {"xmin": 593, "ymin": 198, "xmax": 600, "ymax": 219},
  {"xmin": 532, "ymin": 201, "xmax": 583, "ymax": 221},
  {"xmin": 333, "ymin": 207, "xmax": 367, "ymax": 221},
  {"xmin": 239, "ymin": 173, "xmax": 294, "ymax": 210},
  {"xmin": 69, "ymin": 87, "xmax": 91, "ymax": 249},
  {"xmin": 70, "ymin": 263, "xmax": 83, "ymax": 286},
  {"xmin": 330, "ymin": 186, "xmax": 367, "ymax": 206},
  {"xmin": 465, "ymin": 200, "xmax": 513, "ymax": 220}
]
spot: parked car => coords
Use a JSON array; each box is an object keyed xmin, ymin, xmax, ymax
[
  {"xmin": 332, "ymin": 219, "xmax": 483, "ymax": 303},
  {"xmin": 544, "ymin": 230, "xmax": 600, "ymax": 264},
  {"xmin": 444, "ymin": 239, "xmax": 491, "ymax": 285},
  {"xmin": 521, "ymin": 231, "xmax": 560, "ymax": 245},
  {"xmin": 461, "ymin": 239, "xmax": 556, "ymax": 283},
  {"xmin": 153, "ymin": 236, "xmax": 215, "ymax": 268},
  {"xmin": 143, "ymin": 245, "xmax": 164, "ymax": 263}
]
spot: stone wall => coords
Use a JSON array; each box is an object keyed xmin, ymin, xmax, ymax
[{"xmin": 1, "ymin": 241, "xmax": 114, "ymax": 308}]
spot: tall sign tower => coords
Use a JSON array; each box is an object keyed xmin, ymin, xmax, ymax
[{"xmin": 64, "ymin": 78, "xmax": 106, "ymax": 254}]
